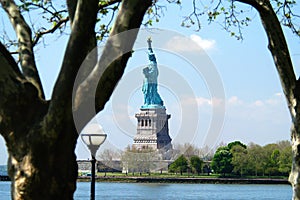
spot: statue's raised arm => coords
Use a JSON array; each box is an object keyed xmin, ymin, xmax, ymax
[
  {"xmin": 147, "ymin": 37, "xmax": 156, "ymax": 64},
  {"xmin": 147, "ymin": 37, "xmax": 152, "ymax": 49}
]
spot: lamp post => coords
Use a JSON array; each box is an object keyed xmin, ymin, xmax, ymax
[{"xmin": 81, "ymin": 124, "xmax": 107, "ymax": 200}]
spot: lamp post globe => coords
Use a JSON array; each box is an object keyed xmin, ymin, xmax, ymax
[
  {"xmin": 81, "ymin": 123, "xmax": 107, "ymax": 155},
  {"xmin": 80, "ymin": 123, "xmax": 107, "ymax": 200}
]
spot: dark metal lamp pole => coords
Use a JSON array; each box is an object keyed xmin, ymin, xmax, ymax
[{"xmin": 91, "ymin": 155, "xmax": 96, "ymax": 200}]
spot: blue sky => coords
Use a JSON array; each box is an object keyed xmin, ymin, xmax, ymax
[{"xmin": 0, "ymin": 1, "xmax": 299, "ymax": 164}]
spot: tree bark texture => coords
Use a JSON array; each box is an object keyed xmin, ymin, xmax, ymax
[
  {"xmin": 0, "ymin": 0, "xmax": 152, "ymax": 199},
  {"xmin": 236, "ymin": 0, "xmax": 299, "ymax": 199}
]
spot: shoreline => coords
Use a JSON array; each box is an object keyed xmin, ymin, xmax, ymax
[
  {"xmin": 1, "ymin": 175, "xmax": 289, "ymax": 184},
  {"xmin": 77, "ymin": 176, "xmax": 290, "ymax": 185}
]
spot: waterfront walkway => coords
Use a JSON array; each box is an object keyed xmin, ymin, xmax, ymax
[{"xmin": 78, "ymin": 176, "xmax": 289, "ymax": 184}]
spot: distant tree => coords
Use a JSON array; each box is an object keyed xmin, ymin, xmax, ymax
[
  {"xmin": 228, "ymin": 141, "xmax": 292, "ymax": 177},
  {"xmin": 228, "ymin": 141, "xmax": 247, "ymax": 150},
  {"xmin": 266, "ymin": 149, "xmax": 281, "ymax": 176},
  {"xmin": 279, "ymin": 145, "xmax": 292, "ymax": 176},
  {"xmin": 98, "ymin": 149, "xmax": 121, "ymax": 176},
  {"xmin": 121, "ymin": 146, "xmax": 158, "ymax": 175},
  {"xmin": 190, "ymin": 155, "xmax": 203, "ymax": 175},
  {"xmin": 121, "ymin": 146, "xmax": 136, "ymax": 175},
  {"xmin": 231, "ymin": 145, "xmax": 248, "ymax": 176},
  {"xmin": 199, "ymin": 145, "xmax": 214, "ymax": 161},
  {"xmin": 263, "ymin": 144, "xmax": 281, "ymax": 176},
  {"xmin": 172, "ymin": 143, "xmax": 200, "ymax": 159},
  {"xmin": 183, "ymin": 144, "xmax": 199, "ymax": 159},
  {"xmin": 136, "ymin": 149, "xmax": 158, "ymax": 175},
  {"xmin": 246, "ymin": 143, "xmax": 265, "ymax": 176},
  {"xmin": 169, "ymin": 155, "xmax": 188, "ymax": 175},
  {"xmin": 277, "ymin": 140, "xmax": 291, "ymax": 150},
  {"xmin": 211, "ymin": 146, "xmax": 233, "ymax": 176}
]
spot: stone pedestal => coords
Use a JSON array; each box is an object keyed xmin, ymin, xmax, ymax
[{"xmin": 133, "ymin": 107, "xmax": 172, "ymax": 151}]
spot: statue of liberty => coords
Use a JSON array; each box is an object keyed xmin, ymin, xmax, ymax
[{"xmin": 142, "ymin": 38, "xmax": 164, "ymax": 108}]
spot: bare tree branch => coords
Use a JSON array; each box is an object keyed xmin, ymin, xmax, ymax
[
  {"xmin": 19, "ymin": 0, "xmax": 67, "ymax": 19},
  {"xmin": 98, "ymin": 0, "xmax": 121, "ymax": 10},
  {"xmin": 182, "ymin": 0, "xmax": 203, "ymax": 30},
  {"xmin": 280, "ymin": 0, "xmax": 300, "ymax": 36},
  {"xmin": 1, "ymin": 0, "xmax": 45, "ymax": 99},
  {"xmin": 32, "ymin": 17, "xmax": 69, "ymax": 46}
]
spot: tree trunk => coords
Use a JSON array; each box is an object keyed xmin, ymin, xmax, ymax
[
  {"xmin": 290, "ymin": 80, "xmax": 300, "ymax": 199},
  {"xmin": 0, "ymin": 42, "xmax": 78, "ymax": 199},
  {"xmin": 8, "ymin": 128, "xmax": 78, "ymax": 199}
]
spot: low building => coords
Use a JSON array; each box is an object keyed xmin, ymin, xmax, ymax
[
  {"xmin": 77, "ymin": 160, "xmax": 122, "ymax": 175},
  {"xmin": 97, "ymin": 160, "xmax": 122, "ymax": 173}
]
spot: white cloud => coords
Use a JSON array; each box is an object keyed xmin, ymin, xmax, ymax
[
  {"xmin": 165, "ymin": 35, "xmax": 216, "ymax": 52},
  {"xmin": 227, "ymin": 93, "xmax": 285, "ymax": 108},
  {"xmin": 275, "ymin": 92, "xmax": 283, "ymax": 97},
  {"xmin": 226, "ymin": 94, "xmax": 288, "ymax": 123},
  {"xmin": 190, "ymin": 34, "xmax": 216, "ymax": 51},
  {"xmin": 266, "ymin": 92, "xmax": 284, "ymax": 106},
  {"xmin": 228, "ymin": 96, "xmax": 243, "ymax": 105},
  {"xmin": 210, "ymin": 97, "xmax": 225, "ymax": 107},
  {"xmin": 182, "ymin": 94, "xmax": 285, "ymax": 112},
  {"xmin": 195, "ymin": 97, "xmax": 211, "ymax": 106},
  {"xmin": 182, "ymin": 96, "xmax": 224, "ymax": 108},
  {"xmin": 254, "ymin": 100, "xmax": 264, "ymax": 106}
]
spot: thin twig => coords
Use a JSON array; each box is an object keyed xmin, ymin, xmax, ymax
[{"xmin": 32, "ymin": 17, "xmax": 69, "ymax": 46}]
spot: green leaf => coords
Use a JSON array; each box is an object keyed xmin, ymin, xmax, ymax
[
  {"xmin": 147, "ymin": 8, "xmax": 153, "ymax": 15},
  {"xmin": 100, "ymin": 9, "xmax": 109, "ymax": 15}
]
